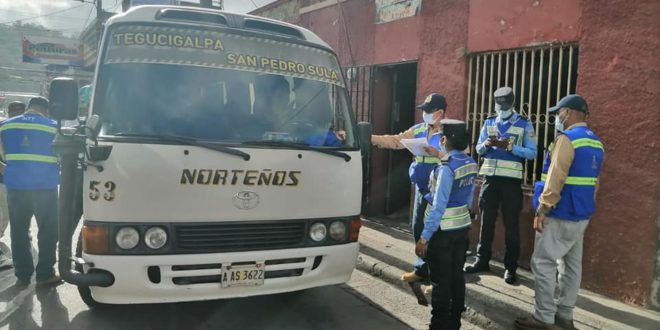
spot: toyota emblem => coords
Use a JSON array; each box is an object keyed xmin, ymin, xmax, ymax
[{"xmin": 233, "ymin": 191, "xmax": 260, "ymax": 210}]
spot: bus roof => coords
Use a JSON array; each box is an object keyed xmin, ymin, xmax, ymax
[{"xmin": 106, "ymin": 5, "xmax": 333, "ymax": 51}]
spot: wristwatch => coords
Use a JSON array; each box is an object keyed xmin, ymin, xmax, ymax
[{"xmin": 418, "ymin": 238, "xmax": 428, "ymax": 245}]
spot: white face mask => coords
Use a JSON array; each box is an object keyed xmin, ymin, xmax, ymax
[
  {"xmin": 422, "ymin": 111, "xmax": 436, "ymax": 125},
  {"xmin": 497, "ymin": 109, "xmax": 513, "ymax": 119},
  {"xmin": 555, "ymin": 113, "xmax": 566, "ymax": 132},
  {"xmin": 495, "ymin": 102, "xmax": 513, "ymax": 119}
]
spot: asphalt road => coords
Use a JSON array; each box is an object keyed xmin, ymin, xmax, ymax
[{"xmin": 0, "ymin": 259, "xmax": 413, "ymax": 330}]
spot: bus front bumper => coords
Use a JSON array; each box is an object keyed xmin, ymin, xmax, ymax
[{"xmin": 82, "ymin": 243, "xmax": 359, "ymax": 304}]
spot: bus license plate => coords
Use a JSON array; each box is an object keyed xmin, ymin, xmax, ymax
[{"xmin": 221, "ymin": 263, "xmax": 265, "ymax": 288}]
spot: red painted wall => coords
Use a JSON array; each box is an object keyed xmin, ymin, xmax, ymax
[
  {"xmin": 574, "ymin": 0, "xmax": 660, "ymax": 306},
  {"xmin": 468, "ymin": 0, "xmax": 581, "ymax": 52},
  {"xmin": 416, "ymin": 0, "xmax": 470, "ymax": 121},
  {"xmin": 299, "ymin": 0, "xmax": 421, "ymax": 66},
  {"xmin": 373, "ymin": 16, "xmax": 421, "ymax": 64},
  {"xmin": 300, "ymin": 1, "xmax": 376, "ymax": 66}
]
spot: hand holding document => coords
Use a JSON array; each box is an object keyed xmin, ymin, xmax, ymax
[{"xmin": 400, "ymin": 137, "xmax": 432, "ymax": 156}]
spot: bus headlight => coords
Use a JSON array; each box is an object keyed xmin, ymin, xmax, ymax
[
  {"xmin": 144, "ymin": 227, "xmax": 168, "ymax": 249},
  {"xmin": 115, "ymin": 227, "xmax": 140, "ymax": 250},
  {"xmin": 329, "ymin": 221, "xmax": 346, "ymax": 241},
  {"xmin": 309, "ymin": 223, "xmax": 327, "ymax": 242}
]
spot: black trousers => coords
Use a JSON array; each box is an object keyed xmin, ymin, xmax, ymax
[
  {"xmin": 427, "ymin": 229, "xmax": 469, "ymax": 330},
  {"xmin": 475, "ymin": 176, "xmax": 522, "ymax": 271}
]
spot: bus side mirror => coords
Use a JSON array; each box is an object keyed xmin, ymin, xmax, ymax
[
  {"xmin": 49, "ymin": 77, "xmax": 79, "ymax": 121},
  {"xmin": 357, "ymin": 122, "xmax": 372, "ymax": 156}
]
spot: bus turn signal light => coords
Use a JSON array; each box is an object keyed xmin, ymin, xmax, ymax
[
  {"xmin": 349, "ymin": 217, "xmax": 362, "ymax": 242},
  {"xmin": 82, "ymin": 224, "xmax": 109, "ymax": 255}
]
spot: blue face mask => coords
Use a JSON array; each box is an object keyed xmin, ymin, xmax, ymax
[{"xmin": 423, "ymin": 111, "xmax": 436, "ymax": 125}]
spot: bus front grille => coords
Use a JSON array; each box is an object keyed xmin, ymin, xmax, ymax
[{"xmin": 174, "ymin": 221, "xmax": 306, "ymax": 253}]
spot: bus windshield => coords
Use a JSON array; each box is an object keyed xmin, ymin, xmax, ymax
[{"xmin": 95, "ymin": 24, "xmax": 355, "ymax": 148}]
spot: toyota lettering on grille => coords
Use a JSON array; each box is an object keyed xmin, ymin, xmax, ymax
[{"xmin": 233, "ymin": 191, "xmax": 260, "ymax": 210}]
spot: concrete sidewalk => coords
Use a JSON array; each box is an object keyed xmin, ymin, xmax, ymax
[{"xmin": 356, "ymin": 219, "xmax": 660, "ymax": 330}]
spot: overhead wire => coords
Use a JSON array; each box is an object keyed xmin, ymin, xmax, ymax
[
  {"xmin": 0, "ymin": 4, "xmax": 87, "ymax": 25},
  {"xmin": 80, "ymin": 3, "xmax": 96, "ymax": 37},
  {"xmin": 335, "ymin": 0, "xmax": 356, "ymax": 66}
]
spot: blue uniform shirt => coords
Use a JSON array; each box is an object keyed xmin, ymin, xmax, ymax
[
  {"xmin": 421, "ymin": 150, "xmax": 476, "ymax": 241},
  {"xmin": 476, "ymin": 112, "xmax": 537, "ymax": 160}
]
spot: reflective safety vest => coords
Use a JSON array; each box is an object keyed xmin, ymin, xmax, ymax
[
  {"xmin": 0, "ymin": 113, "xmax": 59, "ymax": 190},
  {"xmin": 408, "ymin": 123, "xmax": 443, "ymax": 193},
  {"xmin": 478, "ymin": 114, "xmax": 528, "ymax": 179},
  {"xmin": 425, "ymin": 152, "xmax": 477, "ymax": 231},
  {"xmin": 532, "ymin": 126, "xmax": 604, "ymax": 221}
]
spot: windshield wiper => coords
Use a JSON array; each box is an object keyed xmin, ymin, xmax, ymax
[
  {"xmin": 241, "ymin": 140, "xmax": 351, "ymax": 162},
  {"xmin": 112, "ymin": 133, "xmax": 250, "ymax": 161}
]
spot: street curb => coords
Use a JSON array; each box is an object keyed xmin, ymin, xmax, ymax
[
  {"xmin": 356, "ymin": 252, "xmax": 495, "ymax": 330},
  {"xmin": 356, "ymin": 252, "xmax": 412, "ymax": 296}
]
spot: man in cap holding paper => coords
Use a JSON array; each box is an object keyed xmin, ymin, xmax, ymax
[
  {"xmin": 415, "ymin": 119, "xmax": 477, "ymax": 330},
  {"xmin": 466, "ymin": 87, "xmax": 537, "ymax": 284},
  {"xmin": 371, "ymin": 93, "xmax": 447, "ymax": 283},
  {"xmin": 515, "ymin": 95, "xmax": 603, "ymax": 330}
]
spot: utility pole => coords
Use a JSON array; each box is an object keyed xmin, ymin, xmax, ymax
[{"xmin": 96, "ymin": 0, "xmax": 103, "ymax": 46}]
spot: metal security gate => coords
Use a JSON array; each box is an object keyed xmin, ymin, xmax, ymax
[
  {"xmin": 343, "ymin": 65, "xmax": 375, "ymax": 214},
  {"xmin": 343, "ymin": 66, "xmax": 375, "ymax": 123},
  {"xmin": 465, "ymin": 43, "xmax": 579, "ymax": 188}
]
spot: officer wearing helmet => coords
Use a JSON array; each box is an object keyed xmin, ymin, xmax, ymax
[{"xmin": 465, "ymin": 87, "xmax": 537, "ymax": 284}]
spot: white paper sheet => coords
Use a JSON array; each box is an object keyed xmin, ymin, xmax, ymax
[{"xmin": 400, "ymin": 137, "xmax": 432, "ymax": 156}]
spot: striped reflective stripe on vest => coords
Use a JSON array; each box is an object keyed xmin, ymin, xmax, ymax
[
  {"xmin": 540, "ymin": 173, "xmax": 597, "ymax": 186},
  {"xmin": 415, "ymin": 155, "xmax": 440, "ymax": 164},
  {"xmin": 478, "ymin": 158, "xmax": 523, "ymax": 179},
  {"xmin": 5, "ymin": 154, "xmax": 58, "ymax": 163},
  {"xmin": 0, "ymin": 122, "xmax": 57, "ymax": 134},
  {"xmin": 413, "ymin": 125, "xmax": 427, "ymax": 135},
  {"xmin": 571, "ymin": 138, "xmax": 604, "ymax": 150},
  {"xmin": 440, "ymin": 205, "xmax": 471, "ymax": 231},
  {"xmin": 454, "ymin": 163, "xmax": 478, "ymax": 179}
]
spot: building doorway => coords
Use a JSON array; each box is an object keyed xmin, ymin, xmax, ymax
[{"xmin": 368, "ymin": 62, "xmax": 417, "ymax": 221}]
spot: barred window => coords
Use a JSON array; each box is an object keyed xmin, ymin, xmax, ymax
[{"xmin": 464, "ymin": 43, "xmax": 579, "ymax": 189}]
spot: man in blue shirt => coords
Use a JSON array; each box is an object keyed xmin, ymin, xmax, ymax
[
  {"xmin": 415, "ymin": 119, "xmax": 477, "ymax": 330},
  {"xmin": 466, "ymin": 87, "xmax": 537, "ymax": 285},
  {"xmin": 515, "ymin": 95, "xmax": 603, "ymax": 330},
  {"xmin": 0, "ymin": 97, "xmax": 61, "ymax": 287}
]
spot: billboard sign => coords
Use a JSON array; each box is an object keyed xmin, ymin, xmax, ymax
[
  {"xmin": 22, "ymin": 35, "xmax": 83, "ymax": 66},
  {"xmin": 375, "ymin": 0, "xmax": 422, "ymax": 24}
]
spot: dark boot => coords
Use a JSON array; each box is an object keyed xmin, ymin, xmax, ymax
[
  {"xmin": 504, "ymin": 269, "xmax": 517, "ymax": 284},
  {"xmin": 464, "ymin": 260, "xmax": 490, "ymax": 274}
]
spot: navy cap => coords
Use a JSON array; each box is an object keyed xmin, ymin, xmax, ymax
[
  {"xmin": 28, "ymin": 96, "xmax": 49, "ymax": 109},
  {"xmin": 548, "ymin": 94, "xmax": 588, "ymax": 114},
  {"xmin": 494, "ymin": 86, "xmax": 514, "ymax": 110},
  {"xmin": 417, "ymin": 93, "xmax": 447, "ymax": 113},
  {"xmin": 440, "ymin": 119, "xmax": 468, "ymax": 138}
]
